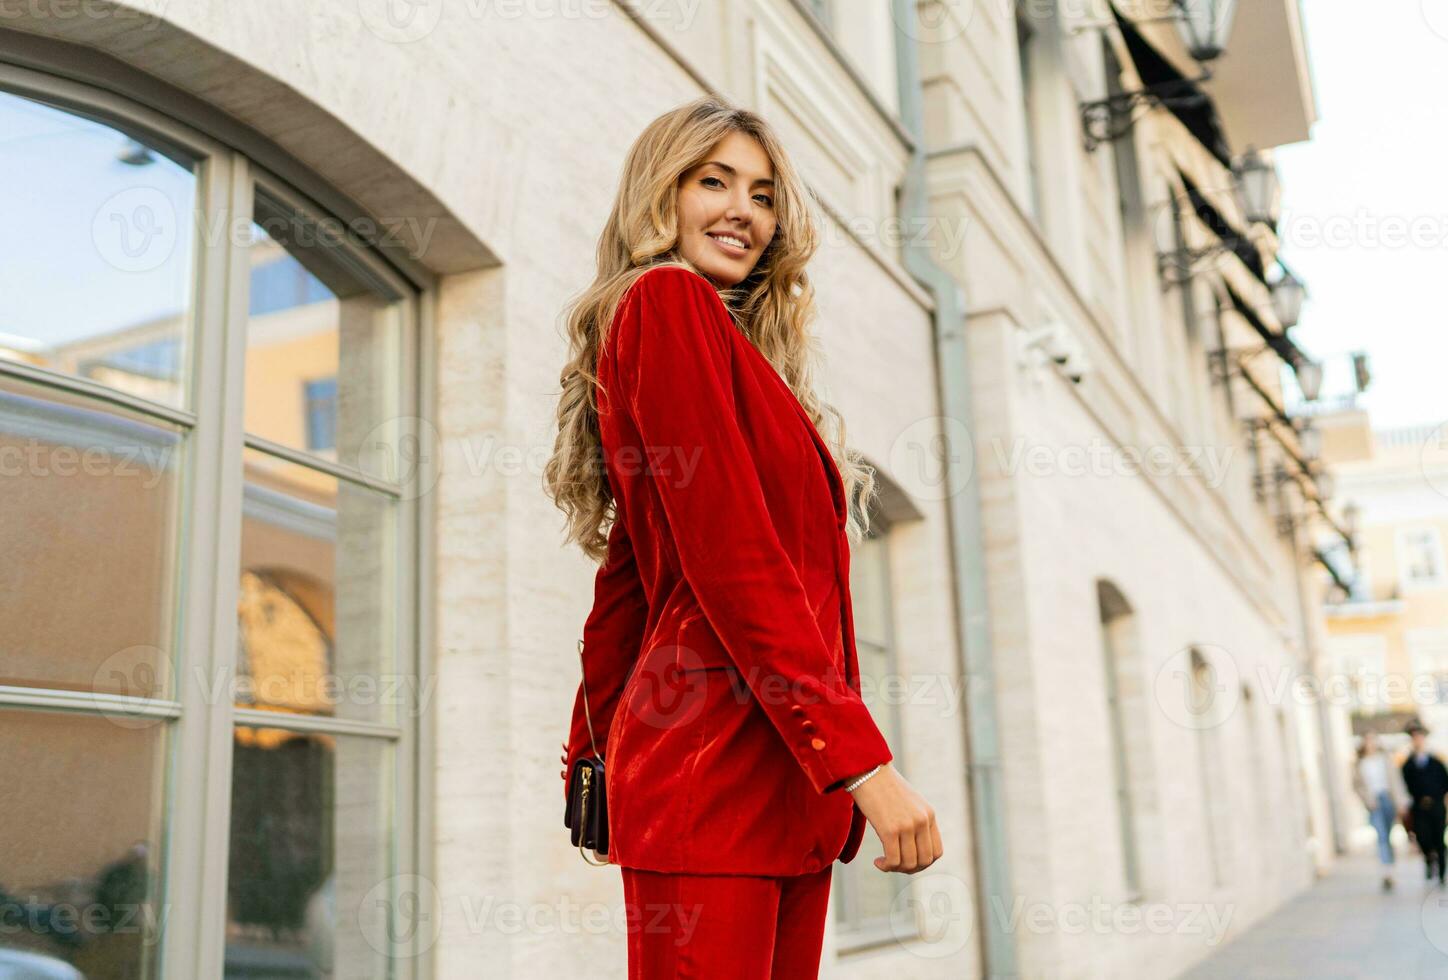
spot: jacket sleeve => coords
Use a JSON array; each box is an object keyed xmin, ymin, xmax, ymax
[
  {"xmin": 563, "ymin": 515, "xmax": 650, "ymax": 801},
  {"xmin": 607, "ymin": 265, "xmax": 892, "ymax": 794}
]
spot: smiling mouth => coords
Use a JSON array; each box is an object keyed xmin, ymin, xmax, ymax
[{"xmin": 707, "ymin": 232, "xmax": 750, "ymax": 255}]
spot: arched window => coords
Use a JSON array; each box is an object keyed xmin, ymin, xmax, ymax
[
  {"xmin": 1239, "ymin": 684, "xmax": 1274, "ymax": 878},
  {"xmin": 1190, "ymin": 648, "xmax": 1229, "ymax": 887},
  {"xmin": 1097, "ymin": 580, "xmax": 1154, "ymax": 900},
  {"xmin": 834, "ymin": 483, "xmax": 914, "ymax": 947},
  {"xmin": 0, "ymin": 60, "xmax": 426, "ymax": 979}
]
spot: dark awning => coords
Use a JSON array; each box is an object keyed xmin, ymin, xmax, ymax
[
  {"xmin": 1108, "ymin": 1, "xmax": 1232, "ymax": 168},
  {"xmin": 1224, "ymin": 278, "xmax": 1305, "ymax": 366},
  {"xmin": 1176, "ymin": 167, "xmax": 1268, "ymax": 286}
]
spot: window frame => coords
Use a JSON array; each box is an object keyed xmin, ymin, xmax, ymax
[
  {"xmin": 833, "ymin": 516, "xmax": 915, "ymax": 953},
  {"xmin": 0, "ymin": 57, "xmax": 433, "ymax": 980}
]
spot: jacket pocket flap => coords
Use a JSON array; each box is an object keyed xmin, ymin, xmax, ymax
[{"xmin": 674, "ymin": 611, "xmax": 737, "ymax": 672}]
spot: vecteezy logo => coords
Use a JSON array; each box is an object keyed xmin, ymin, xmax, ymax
[
  {"xmin": 624, "ymin": 643, "xmax": 712, "ymax": 731},
  {"xmin": 359, "ymin": 873, "xmax": 441, "ymax": 957},
  {"xmin": 1423, "ymin": 0, "xmax": 1448, "ymax": 43},
  {"xmin": 1154, "ymin": 644, "xmax": 1241, "ymax": 731},
  {"xmin": 890, "ymin": 0, "xmax": 976, "ymax": 44},
  {"xmin": 355, "ymin": 415, "xmax": 442, "ymax": 500},
  {"xmin": 1419, "ymin": 422, "xmax": 1448, "ymax": 500},
  {"xmin": 1422, "ymin": 885, "xmax": 1448, "ymax": 954},
  {"xmin": 889, "ymin": 872, "xmax": 974, "ymax": 959},
  {"xmin": 889, "ymin": 415, "xmax": 975, "ymax": 502},
  {"xmin": 89, "ymin": 646, "xmax": 171, "ymax": 730},
  {"xmin": 357, "ymin": 0, "xmax": 444, "ymax": 43},
  {"xmin": 93, "ymin": 187, "xmax": 178, "ymax": 273}
]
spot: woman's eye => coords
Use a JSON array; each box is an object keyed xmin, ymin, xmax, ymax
[
  {"xmin": 702, "ymin": 176, "xmax": 725, "ymax": 188},
  {"xmin": 754, "ymin": 194, "xmax": 774, "ymax": 207}
]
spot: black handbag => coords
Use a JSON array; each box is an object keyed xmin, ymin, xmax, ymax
[{"xmin": 564, "ymin": 638, "xmax": 610, "ymax": 865}]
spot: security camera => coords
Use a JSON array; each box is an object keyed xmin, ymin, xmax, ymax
[
  {"xmin": 1038, "ymin": 322, "xmax": 1073, "ymax": 364},
  {"xmin": 1022, "ymin": 320, "xmax": 1090, "ymax": 384}
]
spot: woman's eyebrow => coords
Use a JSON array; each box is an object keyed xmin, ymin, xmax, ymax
[{"xmin": 699, "ymin": 160, "xmax": 775, "ymax": 187}]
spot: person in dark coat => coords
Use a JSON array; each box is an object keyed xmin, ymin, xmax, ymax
[{"xmin": 1401, "ymin": 720, "xmax": 1448, "ymax": 886}]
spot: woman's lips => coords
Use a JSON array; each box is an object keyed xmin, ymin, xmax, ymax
[{"xmin": 707, "ymin": 233, "xmax": 748, "ymax": 257}]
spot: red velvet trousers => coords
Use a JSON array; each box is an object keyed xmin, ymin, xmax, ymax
[{"xmin": 621, "ymin": 865, "xmax": 833, "ymax": 978}]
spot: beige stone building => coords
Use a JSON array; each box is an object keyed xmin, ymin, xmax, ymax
[
  {"xmin": 0, "ymin": 1, "xmax": 1332, "ymax": 978},
  {"xmin": 1320, "ymin": 412, "xmax": 1448, "ymax": 762}
]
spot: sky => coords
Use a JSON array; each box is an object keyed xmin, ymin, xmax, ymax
[
  {"xmin": 1273, "ymin": 0, "xmax": 1448, "ymax": 430},
  {"xmin": 0, "ymin": 89, "xmax": 197, "ymax": 349}
]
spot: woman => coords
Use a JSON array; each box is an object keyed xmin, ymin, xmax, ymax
[
  {"xmin": 545, "ymin": 96, "xmax": 943, "ymax": 978},
  {"xmin": 1352, "ymin": 730, "xmax": 1407, "ymax": 891}
]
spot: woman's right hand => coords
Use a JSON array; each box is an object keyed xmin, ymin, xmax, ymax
[{"xmin": 849, "ymin": 764, "xmax": 943, "ymax": 873}]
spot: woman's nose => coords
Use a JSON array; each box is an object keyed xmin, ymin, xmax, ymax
[{"xmin": 724, "ymin": 193, "xmax": 753, "ymax": 223}]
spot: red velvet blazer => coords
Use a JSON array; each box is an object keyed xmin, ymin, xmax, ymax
[{"xmin": 563, "ymin": 264, "xmax": 893, "ymax": 876}]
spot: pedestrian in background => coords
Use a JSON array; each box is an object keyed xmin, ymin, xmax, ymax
[
  {"xmin": 1352, "ymin": 730, "xmax": 1408, "ymax": 891},
  {"xmin": 1400, "ymin": 720, "xmax": 1448, "ymax": 888}
]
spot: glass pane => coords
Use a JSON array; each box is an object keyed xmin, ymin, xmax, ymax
[
  {"xmin": 849, "ymin": 533, "xmax": 891, "ymax": 647},
  {"xmin": 225, "ymin": 727, "xmax": 394, "ymax": 979},
  {"xmin": 238, "ymin": 447, "xmax": 398, "ymax": 723},
  {"xmin": 0, "ymin": 374, "xmax": 182, "ymax": 698},
  {"xmin": 243, "ymin": 190, "xmax": 404, "ymax": 468},
  {"xmin": 0, "ymin": 708, "xmax": 168, "ymax": 980},
  {"xmin": 837, "ymin": 833, "xmax": 910, "ymax": 934},
  {"xmin": 0, "ymin": 89, "xmax": 197, "ymax": 409}
]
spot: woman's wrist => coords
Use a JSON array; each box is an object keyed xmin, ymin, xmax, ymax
[{"xmin": 844, "ymin": 763, "xmax": 887, "ymax": 794}]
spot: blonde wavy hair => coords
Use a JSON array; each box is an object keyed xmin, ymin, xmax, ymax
[{"xmin": 544, "ymin": 95, "xmax": 877, "ymax": 563}]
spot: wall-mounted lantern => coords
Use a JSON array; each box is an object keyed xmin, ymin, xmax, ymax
[
  {"xmin": 1232, "ymin": 146, "xmax": 1279, "ymax": 226},
  {"xmin": 1173, "ymin": 0, "xmax": 1240, "ymax": 63},
  {"xmin": 1270, "ymin": 264, "xmax": 1308, "ymax": 330}
]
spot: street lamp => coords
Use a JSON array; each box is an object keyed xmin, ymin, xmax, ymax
[
  {"xmin": 1293, "ymin": 358, "xmax": 1324, "ymax": 402},
  {"xmin": 1271, "ymin": 266, "xmax": 1308, "ymax": 329},
  {"xmin": 1233, "ymin": 147, "xmax": 1279, "ymax": 226},
  {"xmin": 1174, "ymin": 0, "xmax": 1240, "ymax": 63}
]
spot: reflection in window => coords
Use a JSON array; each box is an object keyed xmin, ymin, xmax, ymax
[
  {"xmin": 0, "ymin": 373, "xmax": 182, "ymax": 698},
  {"xmin": 239, "ymin": 428, "xmax": 396, "ymax": 725},
  {"xmin": 250, "ymin": 253, "xmax": 334, "ymax": 317},
  {"xmin": 304, "ymin": 377, "xmax": 339, "ymax": 452},
  {"xmin": 236, "ymin": 569, "xmax": 336, "ymax": 717},
  {"xmin": 0, "ymin": 89, "xmax": 196, "ymax": 409},
  {"xmin": 0, "ymin": 709, "xmax": 168, "ymax": 980},
  {"xmin": 225, "ymin": 727, "xmax": 391, "ymax": 979},
  {"xmin": 242, "ymin": 198, "xmax": 403, "ymax": 464}
]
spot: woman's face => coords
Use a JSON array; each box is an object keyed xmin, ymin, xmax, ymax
[{"xmin": 675, "ymin": 131, "xmax": 779, "ymax": 288}]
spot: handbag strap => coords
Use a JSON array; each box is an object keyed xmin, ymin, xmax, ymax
[
  {"xmin": 577, "ymin": 634, "xmax": 644, "ymax": 761},
  {"xmin": 578, "ymin": 638, "xmax": 602, "ymax": 759}
]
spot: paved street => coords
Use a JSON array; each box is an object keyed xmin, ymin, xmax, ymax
[{"xmin": 1182, "ymin": 843, "xmax": 1448, "ymax": 979}]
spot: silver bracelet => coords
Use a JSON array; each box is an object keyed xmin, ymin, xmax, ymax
[{"xmin": 844, "ymin": 764, "xmax": 885, "ymax": 793}]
